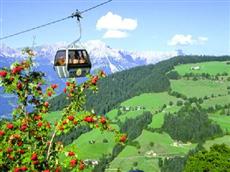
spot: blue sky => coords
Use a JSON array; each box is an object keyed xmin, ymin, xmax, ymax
[{"xmin": 0, "ymin": 0, "xmax": 229, "ymax": 55}]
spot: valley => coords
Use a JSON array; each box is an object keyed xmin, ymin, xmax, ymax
[{"xmin": 46, "ymin": 59, "xmax": 230, "ymax": 171}]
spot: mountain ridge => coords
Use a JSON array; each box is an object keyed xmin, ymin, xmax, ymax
[
  {"xmin": 0, "ymin": 40, "xmax": 179, "ymax": 73},
  {"xmin": 0, "ymin": 40, "xmax": 179, "ymax": 118}
]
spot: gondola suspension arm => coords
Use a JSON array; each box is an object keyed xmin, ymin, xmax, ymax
[{"xmin": 68, "ymin": 11, "xmax": 82, "ymax": 49}]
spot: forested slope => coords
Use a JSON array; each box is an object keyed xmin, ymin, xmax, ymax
[{"xmin": 49, "ymin": 55, "xmax": 230, "ymax": 114}]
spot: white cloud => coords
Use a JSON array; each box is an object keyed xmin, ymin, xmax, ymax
[
  {"xmin": 103, "ymin": 30, "xmax": 128, "ymax": 38},
  {"xmin": 96, "ymin": 12, "xmax": 137, "ymax": 39},
  {"xmin": 168, "ymin": 34, "xmax": 208, "ymax": 46},
  {"xmin": 168, "ymin": 34, "xmax": 194, "ymax": 46},
  {"xmin": 197, "ymin": 36, "xmax": 208, "ymax": 44},
  {"xmin": 96, "ymin": 12, "xmax": 137, "ymax": 31}
]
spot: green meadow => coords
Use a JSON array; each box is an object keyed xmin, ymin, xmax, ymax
[
  {"xmin": 170, "ymin": 79, "xmax": 229, "ymax": 98},
  {"xmin": 121, "ymin": 92, "xmax": 178, "ymax": 111},
  {"xmin": 174, "ymin": 61, "xmax": 230, "ymax": 76}
]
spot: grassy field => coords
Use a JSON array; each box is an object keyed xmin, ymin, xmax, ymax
[
  {"xmin": 63, "ymin": 127, "xmax": 118, "ymax": 160},
  {"xmin": 121, "ymin": 92, "xmax": 178, "ymax": 111},
  {"xmin": 204, "ymin": 135, "xmax": 230, "ymax": 150},
  {"xmin": 149, "ymin": 106, "xmax": 181, "ymax": 129},
  {"xmin": 106, "ymin": 109, "xmax": 118, "ymax": 120},
  {"xmin": 108, "ymin": 130, "xmax": 196, "ymax": 171},
  {"xmin": 201, "ymin": 95, "xmax": 230, "ymax": 108},
  {"xmin": 107, "ymin": 108, "xmax": 146, "ymax": 122},
  {"xmin": 148, "ymin": 112, "xmax": 165, "ymax": 129},
  {"xmin": 135, "ymin": 130, "xmax": 196, "ymax": 155},
  {"xmin": 208, "ymin": 113, "xmax": 230, "ymax": 132},
  {"xmin": 174, "ymin": 61, "xmax": 230, "ymax": 76},
  {"xmin": 170, "ymin": 79, "xmax": 229, "ymax": 98},
  {"xmin": 107, "ymin": 145, "xmax": 160, "ymax": 172},
  {"xmin": 118, "ymin": 109, "xmax": 146, "ymax": 122}
]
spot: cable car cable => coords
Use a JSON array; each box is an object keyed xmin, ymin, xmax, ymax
[
  {"xmin": 0, "ymin": 0, "xmax": 112, "ymax": 41},
  {"xmin": 0, "ymin": 16, "xmax": 71, "ymax": 41},
  {"xmin": 80, "ymin": 0, "xmax": 112, "ymax": 15}
]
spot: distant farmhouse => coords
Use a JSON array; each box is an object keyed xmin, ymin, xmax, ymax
[
  {"xmin": 119, "ymin": 106, "xmax": 145, "ymax": 112},
  {"xmin": 190, "ymin": 66, "xmax": 200, "ymax": 70}
]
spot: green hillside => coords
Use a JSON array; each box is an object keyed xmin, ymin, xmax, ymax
[
  {"xmin": 49, "ymin": 55, "xmax": 230, "ymax": 114},
  {"xmin": 47, "ymin": 57, "xmax": 230, "ymax": 172},
  {"xmin": 105, "ymin": 60, "xmax": 230, "ymax": 172}
]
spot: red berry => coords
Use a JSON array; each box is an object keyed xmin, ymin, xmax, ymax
[
  {"xmin": 43, "ymin": 170, "xmax": 50, "ymax": 172},
  {"xmin": 91, "ymin": 76, "xmax": 99, "ymax": 85},
  {"xmin": 47, "ymin": 91, "xmax": 52, "ymax": 97},
  {"xmin": 100, "ymin": 116, "xmax": 106, "ymax": 124},
  {"xmin": 51, "ymin": 84, "xmax": 58, "ymax": 89},
  {"xmin": 37, "ymin": 122, "xmax": 43, "ymax": 127},
  {"xmin": 68, "ymin": 116, "xmax": 74, "ymax": 121},
  {"xmin": 32, "ymin": 160, "xmax": 39, "ymax": 165},
  {"xmin": 13, "ymin": 134, "xmax": 20, "ymax": 139},
  {"xmin": 119, "ymin": 135, "xmax": 127, "ymax": 143},
  {"xmin": 70, "ymin": 159, "xmax": 78, "ymax": 167},
  {"xmin": 8, "ymin": 155, "xmax": 14, "ymax": 160},
  {"xmin": 46, "ymin": 122, "xmax": 51, "ymax": 129},
  {"xmin": 34, "ymin": 115, "xmax": 42, "ymax": 121},
  {"xmin": 66, "ymin": 82, "xmax": 70, "ymax": 86},
  {"xmin": 14, "ymin": 167, "xmax": 20, "ymax": 172},
  {"xmin": 0, "ymin": 130, "xmax": 5, "ymax": 136},
  {"xmin": 9, "ymin": 77, "xmax": 14, "ymax": 81},
  {"xmin": 7, "ymin": 123, "xmax": 14, "ymax": 129},
  {"xmin": 7, "ymin": 147, "xmax": 13, "ymax": 153},
  {"xmin": 63, "ymin": 88, "xmax": 67, "ymax": 93},
  {"xmin": 73, "ymin": 120, "xmax": 78, "ymax": 125},
  {"xmin": 17, "ymin": 141, "xmax": 23, "ymax": 146},
  {"xmin": 79, "ymin": 162, "xmax": 85, "ymax": 170},
  {"xmin": 84, "ymin": 116, "xmax": 94, "ymax": 123},
  {"xmin": 68, "ymin": 151, "xmax": 75, "ymax": 156},
  {"xmin": 55, "ymin": 166, "xmax": 62, "ymax": 172},
  {"xmin": 31, "ymin": 153, "xmax": 38, "ymax": 161},
  {"xmin": 20, "ymin": 166, "xmax": 28, "ymax": 171},
  {"xmin": 44, "ymin": 102, "xmax": 49, "ymax": 107},
  {"xmin": 12, "ymin": 68, "xmax": 17, "ymax": 74},
  {"xmin": 20, "ymin": 124, "xmax": 27, "ymax": 131},
  {"xmin": 12, "ymin": 66, "xmax": 23, "ymax": 74},
  {"xmin": 0, "ymin": 70, "xmax": 7, "ymax": 77},
  {"xmin": 19, "ymin": 149, "xmax": 25, "ymax": 154},
  {"xmin": 58, "ymin": 125, "xmax": 64, "ymax": 131},
  {"xmin": 62, "ymin": 120, "xmax": 67, "ymax": 125},
  {"xmin": 17, "ymin": 82, "xmax": 23, "ymax": 90}
]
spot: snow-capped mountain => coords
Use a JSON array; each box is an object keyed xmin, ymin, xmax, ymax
[
  {"xmin": 0, "ymin": 40, "xmax": 179, "ymax": 73},
  {"xmin": 0, "ymin": 40, "xmax": 179, "ymax": 118}
]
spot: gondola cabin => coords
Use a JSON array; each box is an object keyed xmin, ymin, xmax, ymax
[{"xmin": 54, "ymin": 48, "xmax": 91, "ymax": 78}]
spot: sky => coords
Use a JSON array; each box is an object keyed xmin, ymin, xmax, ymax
[{"xmin": 0, "ymin": 0, "xmax": 230, "ymax": 55}]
